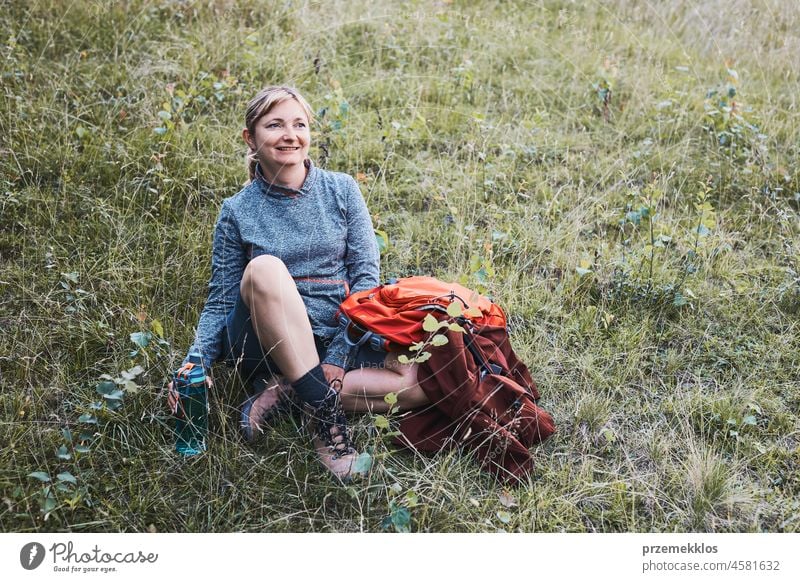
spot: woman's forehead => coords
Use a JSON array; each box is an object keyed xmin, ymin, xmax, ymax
[{"xmin": 263, "ymin": 98, "xmax": 308, "ymax": 120}]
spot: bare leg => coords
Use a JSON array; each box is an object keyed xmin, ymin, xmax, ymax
[
  {"xmin": 340, "ymin": 352, "xmax": 429, "ymax": 413},
  {"xmin": 239, "ymin": 255, "xmax": 319, "ymax": 383},
  {"xmin": 239, "ymin": 255, "xmax": 429, "ymax": 413}
]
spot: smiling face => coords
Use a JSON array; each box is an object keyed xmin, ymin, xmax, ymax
[{"xmin": 243, "ymin": 97, "xmax": 311, "ymax": 179}]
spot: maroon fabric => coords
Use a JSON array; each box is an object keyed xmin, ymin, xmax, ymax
[{"xmin": 395, "ymin": 325, "xmax": 556, "ymax": 484}]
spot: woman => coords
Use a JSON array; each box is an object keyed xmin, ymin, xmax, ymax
[{"xmin": 169, "ymin": 86, "xmax": 429, "ymax": 482}]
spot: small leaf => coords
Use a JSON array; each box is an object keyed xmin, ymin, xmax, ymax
[
  {"xmin": 78, "ymin": 414, "xmax": 97, "ymax": 424},
  {"xmin": 41, "ymin": 492, "xmax": 57, "ymax": 514},
  {"xmin": 409, "ymin": 341, "xmax": 425, "ymax": 352},
  {"xmin": 599, "ymin": 427, "xmax": 616, "ymax": 444},
  {"xmin": 383, "ymin": 392, "xmax": 398, "ymax": 406},
  {"xmin": 448, "ymin": 322, "xmax": 466, "ymax": 333},
  {"xmin": 405, "ymin": 490, "xmax": 419, "ymax": 507},
  {"xmin": 422, "ymin": 314, "xmax": 440, "ymax": 332},
  {"xmin": 431, "ymin": 334, "xmax": 449, "ymax": 346},
  {"xmin": 28, "ymin": 472, "xmax": 51, "ymax": 482},
  {"xmin": 696, "ymin": 224, "xmax": 711, "ymax": 237},
  {"xmin": 742, "ymin": 415, "xmax": 757, "ymax": 426},
  {"xmin": 397, "ymin": 354, "xmax": 410, "ymax": 364},
  {"xmin": 374, "ymin": 415, "xmax": 390, "ymax": 430},
  {"xmin": 56, "ymin": 472, "xmax": 77, "ymax": 485},
  {"xmin": 375, "ymin": 230, "xmax": 389, "ymax": 255},
  {"xmin": 74, "ymin": 445, "xmax": 91, "ymax": 454},
  {"xmin": 577, "ymin": 258, "xmax": 594, "ymax": 276},
  {"xmin": 121, "ymin": 365, "xmax": 144, "ymax": 380},
  {"xmin": 96, "ymin": 381, "xmax": 117, "ymax": 396},
  {"xmin": 351, "ymin": 452, "xmax": 373, "ymax": 474},
  {"xmin": 122, "ymin": 379, "xmax": 139, "ymax": 393},
  {"xmin": 446, "ymin": 301, "xmax": 463, "ymax": 318},
  {"xmin": 391, "ymin": 505, "xmax": 412, "ymax": 532},
  {"xmin": 151, "ymin": 319, "xmax": 164, "ymax": 338},
  {"xmin": 496, "ymin": 510, "xmax": 512, "ymax": 524},
  {"xmin": 61, "ymin": 428, "xmax": 73, "ymax": 443},
  {"xmin": 56, "ymin": 445, "xmax": 71, "ymax": 460},
  {"xmin": 464, "ymin": 306, "xmax": 482, "ymax": 318},
  {"xmin": 414, "ymin": 351, "xmax": 432, "ymax": 363},
  {"xmin": 130, "ymin": 331, "xmax": 152, "ymax": 348}
]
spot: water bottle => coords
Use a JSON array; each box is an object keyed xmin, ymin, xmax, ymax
[{"xmin": 173, "ymin": 352, "xmax": 208, "ymax": 455}]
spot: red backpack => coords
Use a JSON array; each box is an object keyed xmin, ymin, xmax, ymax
[{"xmin": 337, "ymin": 276, "xmax": 556, "ymax": 484}]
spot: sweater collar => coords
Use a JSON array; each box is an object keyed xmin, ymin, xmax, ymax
[{"xmin": 255, "ymin": 158, "xmax": 318, "ymax": 199}]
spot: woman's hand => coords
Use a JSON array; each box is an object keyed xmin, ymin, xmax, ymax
[
  {"xmin": 167, "ymin": 377, "xmax": 214, "ymax": 415},
  {"xmin": 321, "ymin": 363, "xmax": 345, "ymax": 392}
]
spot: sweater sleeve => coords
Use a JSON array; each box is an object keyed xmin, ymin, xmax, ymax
[
  {"xmin": 185, "ymin": 200, "xmax": 247, "ymax": 371},
  {"xmin": 322, "ymin": 176, "xmax": 380, "ymax": 368}
]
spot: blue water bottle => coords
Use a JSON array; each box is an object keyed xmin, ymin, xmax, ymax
[{"xmin": 173, "ymin": 352, "xmax": 208, "ymax": 456}]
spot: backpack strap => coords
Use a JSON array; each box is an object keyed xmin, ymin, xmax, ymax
[
  {"xmin": 338, "ymin": 314, "xmax": 389, "ymax": 352},
  {"xmin": 462, "ymin": 322, "xmax": 503, "ymax": 378}
]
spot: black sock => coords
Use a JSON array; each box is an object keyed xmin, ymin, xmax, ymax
[{"xmin": 291, "ymin": 365, "xmax": 329, "ymax": 408}]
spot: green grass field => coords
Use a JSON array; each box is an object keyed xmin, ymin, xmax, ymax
[{"xmin": 1, "ymin": 0, "xmax": 798, "ymax": 532}]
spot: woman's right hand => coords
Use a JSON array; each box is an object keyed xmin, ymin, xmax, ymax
[{"xmin": 167, "ymin": 377, "xmax": 214, "ymax": 415}]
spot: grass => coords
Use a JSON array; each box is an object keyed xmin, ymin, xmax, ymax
[{"xmin": 1, "ymin": 0, "xmax": 799, "ymax": 532}]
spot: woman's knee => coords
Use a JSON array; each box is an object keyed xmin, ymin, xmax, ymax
[
  {"xmin": 240, "ymin": 254, "xmax": 291, "ymax": 305},
  {"xmin": 399, "ymin": 382, "xmax": 428, "ymax": 409}
]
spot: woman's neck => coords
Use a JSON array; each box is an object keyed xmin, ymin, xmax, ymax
[{"xmin": 260, "ymin": 162, "xmax": 308, "ymax": 190}]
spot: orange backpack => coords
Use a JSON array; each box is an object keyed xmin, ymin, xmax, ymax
[{"xmin": 336, "ymin": 276, "xmax": 507, "ymax": 352}]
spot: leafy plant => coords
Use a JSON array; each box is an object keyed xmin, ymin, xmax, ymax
[
  {"xmin": 703, "ymin": 68, "xmax": 768, "ymax": 169},
  {"xmin": 603, "ymin": 179, "xmax": 715, "ymax": 312},
  {"xmin": 381, "ymin": 483, "xmax": 418, "ymax": 532},
  {"xmin": 397, "ymin": 302, "xmax": 474, "ymax": 366},
  {"xmin": 591, "ymin": 59, "xmax": 617, "ymax": 122},
  {"xmin": 154, "ymin": 71, "xmax": 239, "ymax": 138}
]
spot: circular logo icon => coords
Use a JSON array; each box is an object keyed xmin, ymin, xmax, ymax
[{"xmin": 20, "ymin": 542, "xmax": 46, "ymax": 570}]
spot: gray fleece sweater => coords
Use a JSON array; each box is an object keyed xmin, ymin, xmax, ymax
[{"xmin": 186, "ymin": 160, "xmax": 380, "ymax": 371}]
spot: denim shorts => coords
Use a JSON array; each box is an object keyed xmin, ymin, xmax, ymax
[{"xmin": 220, "ymin": 294, "xmax": 386, "ymax": 384}]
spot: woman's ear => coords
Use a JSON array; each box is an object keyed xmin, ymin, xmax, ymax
[{"xmin": 242, "ymin": 127, "xmax": 255, "ymax": 150}]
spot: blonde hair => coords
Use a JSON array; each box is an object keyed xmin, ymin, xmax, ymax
[{"xmin": 245, "ymin": 86, "xmax": 314, "ymax": 181}]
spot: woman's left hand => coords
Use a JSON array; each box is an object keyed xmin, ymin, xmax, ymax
[{"xmin": 321, "ymin": 363, "xmax": 345, "ymax": 391}]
